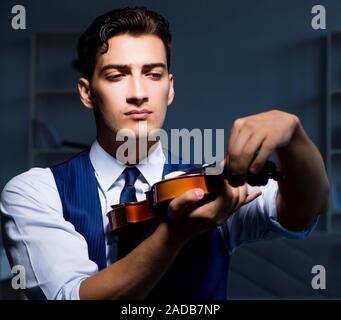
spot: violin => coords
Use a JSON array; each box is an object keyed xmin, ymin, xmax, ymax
[{"xmin": 107, "ymin": 160, "xmax": 283, "ymax": 235}]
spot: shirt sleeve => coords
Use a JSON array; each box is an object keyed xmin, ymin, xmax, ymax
[
  {"xmin": 0, "ymin": 168, "xmax": 98, "ymax": 300},
  {"xmin": 220, "ymin": 179, "xmax": 319, "ymax": 254}
]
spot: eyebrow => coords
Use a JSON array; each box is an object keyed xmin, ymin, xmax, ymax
[{"xmin": 100, "ymin": 63, "xmax": 167, "ymax": 75}]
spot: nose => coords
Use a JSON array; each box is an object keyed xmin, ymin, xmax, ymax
[{"xmin": 126, "ymin": 76, "xmax": 148, "ymax": 107}]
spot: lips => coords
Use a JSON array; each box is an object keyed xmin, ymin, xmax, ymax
[{"xmin": 124, "ymin": 109, "xmax": 152, "ymax": 120}]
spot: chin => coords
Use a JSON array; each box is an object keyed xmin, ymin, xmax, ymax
[{"xmin": 115, "ymin": 120, "xmax": 162, "ymax": 140}]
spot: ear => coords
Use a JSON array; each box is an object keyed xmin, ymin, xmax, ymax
[
  {"xmin": 78, "ymin": 77, "xmax": 93, "ymax": 109},
  {"xmin": 167, "ymin": 73, "xmax": 175, "ymax": 106}
]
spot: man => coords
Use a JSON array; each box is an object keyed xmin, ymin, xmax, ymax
[{"xmin": 0, "ymin": 7, "xmax": 329, "ymax": 300}]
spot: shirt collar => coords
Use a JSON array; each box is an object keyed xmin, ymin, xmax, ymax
[
  {"xmin": 89, "ymin": 140, "xmax": 165, "ymax": 191},
  {"xmin": 135, "ymin": 142, "xmax": 166, "ymax": 187}
]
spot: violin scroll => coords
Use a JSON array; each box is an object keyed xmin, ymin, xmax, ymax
[{"xmin": 246, "ymin": 160, "xmax": 283, "ymax": 186}]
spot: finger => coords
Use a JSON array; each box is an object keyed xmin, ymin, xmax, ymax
[
  {"xmin": 227, "ymin": 127, "xmax": 253, "ymax": 176},
  {"xmin": 187, "ymin": 194, "xmax": 225, "ymax": 220},
  {"xmin": 228, "ymin": 118, "xmax": 244, "ymax": 153},
  {"xmin": 227, "ymin": 131, "xmax": 266, "ymax": 186},
  {"xmin": 233, "ymin": 184, "xmax": 261, "ymax": 208},
  {"xmin": 226, "ymin": 119, "xmax": 244, "ymax": 177},
  {"xmin": 167, "ymin": 188, "xmax": 205, "ymax": 220},
  {"xmin": 186, "ymin": 187, "xmax": 260, "ymax": 225},
  {"xmin": 229, "ymin": 125, "xmax": 253, "ymax": 159},
  {"xmin": 250, "ymin": 141, "xmax": 275, "ymax": 174},
  {"xmin": 244, "ymin": 190, "xmax": 262, "ymax": 204},
  {"xmin": 230, "ymin": 130, "xmax": 266, "ymax": 175}
]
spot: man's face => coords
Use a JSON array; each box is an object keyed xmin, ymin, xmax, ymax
[{"xmin": 83, "ymin": 33, "xmax": 174, "ymax": 140}]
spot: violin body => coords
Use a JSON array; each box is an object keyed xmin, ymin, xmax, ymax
[{"xmin": 107, "ymin": 173, "xmax": 223, "ymax": 234}]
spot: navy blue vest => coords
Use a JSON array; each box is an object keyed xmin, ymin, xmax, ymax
[{"xmin": 51, "ymin": 150, "xmax": 229, "ymax": 299}]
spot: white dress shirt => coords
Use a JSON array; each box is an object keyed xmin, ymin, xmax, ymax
[{"xmin": 0, "ymin": 140, "xmax": 318, "ymax": 300}]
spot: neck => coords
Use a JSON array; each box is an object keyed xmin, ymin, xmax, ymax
[{"xmin": 97, "ymin": 133, "xmax": 159, "ymax": 165}]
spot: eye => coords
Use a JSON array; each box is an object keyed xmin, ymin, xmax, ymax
[
  {"xmin": 106, "ymin": 74, "xmax": 124, "ymax": 81},
  {"xmin": 148, "ymin": 73, "xmax": 162, "ymax": 80}
]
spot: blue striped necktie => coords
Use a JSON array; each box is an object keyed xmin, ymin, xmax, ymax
[
  {"xmin": 119, "ymin": 167, "xmax": 140, "ymax": 203},
  {"xmin": 117, "ymin": 166, "xmax": 142, "ymax": 259}
]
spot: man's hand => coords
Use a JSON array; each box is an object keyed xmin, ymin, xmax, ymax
[
  {"xmin": 221, "ymin": 108, "xmax": 329, "ymax": 231},
  {"xmin": 165, "ymin": 180, "xmax": 261, "ymax": 244},
  {"xmin": 225, "ymin": 109, "xmax": 299, "ymax": 187}
]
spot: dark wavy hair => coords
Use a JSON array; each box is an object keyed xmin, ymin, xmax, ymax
[{"xmin": 76, "ymin": 7, "xmax": 172, "ymax": 80}]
